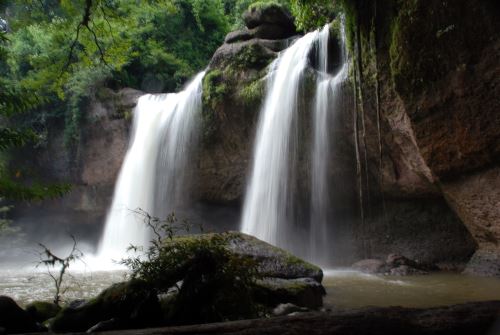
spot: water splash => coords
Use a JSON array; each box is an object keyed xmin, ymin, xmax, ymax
[{"xmin": 97, "ymin": 72, "xmax": 205, "ymax": 262}]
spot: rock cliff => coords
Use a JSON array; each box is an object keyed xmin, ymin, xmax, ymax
[
  {"xmin": 11, "ymin": 2, "xmax": 499, "ymax": 274},
  {"xmin": 345, "ymin": 0, "xmax": 499, "ymax": 274}
]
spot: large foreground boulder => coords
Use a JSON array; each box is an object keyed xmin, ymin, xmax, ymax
[
  {"xmin": 49, "ymin": 279, "xmax": 161, "ymax": 332},
  {"xmin": 224, "ymin": 231, "xmax": 323, "ymax": 281},
  {"xmin": 49, "ymin": 232, "xmax": 324, "ymax": 332},
  {"xmin": 168, "ymin": 232, "xmax": 325, "ymax": 308},
  {"xmin": 0, "ymin": 296, "xmax": 44, "ymax": 334}
]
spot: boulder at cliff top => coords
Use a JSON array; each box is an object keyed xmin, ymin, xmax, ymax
[
  {"xmin": 224, "ymin": 29, "xmax": 253, "ymax": 44},
  {"xmin": 243, "ymin": 3, "xmax": 295, "ymax": 32}
]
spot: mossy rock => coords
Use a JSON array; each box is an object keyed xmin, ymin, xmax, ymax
[
  {"xmin": 233, "ymin": 42, "xmax": 276, "ymax": 71},
  {"xmin": 202, "ymin": 69, "xmax": 227, "ymax": 112},
  {"xmin": 201, "ymin": 69, "xmax": 227, "ymax": 143},
  {"xmin": 169, "ymin": 232, "xmax": 323, "ymax": 282},
  {"xmin": 237, "ymin": 77, "xmax": 266, "ymax": 107},
  {"xmin": 160, "ymin": 232, "xmax": 325, "ymax": 314},
  {"xmin": 133, "ymin": 234, "xmax": 264, "ymax": 324},
  {"xmin": 25, "ymin": 301, "xmax": 61, "ymax": 323},
  {"xmin": 49, "ymin": 279, "xmax": 161, "ymax": 333}
]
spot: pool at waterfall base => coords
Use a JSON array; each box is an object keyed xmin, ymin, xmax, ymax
[{"xmin": 2, "ymin": 267, "xmax": 499, "ymax": 309}]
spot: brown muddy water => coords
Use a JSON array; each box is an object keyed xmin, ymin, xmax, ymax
[
  {"xmin": 1, "ymin": 268, "xmax": 500, "ymax": 308},
  {"xmin": 323, "ymin": 269, "xmax": 500, "ymax": 309}
]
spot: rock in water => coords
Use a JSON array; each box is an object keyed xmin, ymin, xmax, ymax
[
  {"xmin": 352, "ymin": 254, "xmax": 437, "ymax": 275},
  {"xmin": 222, "ymin": 232, "xmax": 323, "ymax": 281},
  {"xmin": 165, "ymin": 232, "xmax": 325, "ymax": 309},
  {"xmin": 25, "ymin": 301, "xmax": 61, "ymax": 323},
  {"xmin": 463, "ymin": 249, "xmax": 500, "ymax": 277},
  {"xmin": 49, "ymin": 232, "xmax": 325, "ymax": 332},
  {"xmin": 272, "ymin": 303, "xmax": 308, "ymax": 316},
  {"xmin": 352, "ymin": 259, "xmax": 387, "ymax": 274}
]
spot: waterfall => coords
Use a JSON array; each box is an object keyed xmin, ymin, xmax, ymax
[
  {"xmin": 241, "ymin": 23, "xmax": 348, "ymax": 265},
  {"xmin": 97, "ymin": 71, "xmax": 205, "ymax": 261},
  {"xmin": 241, "ymin": 31, "xmax": 319, "ymax": 248},
  {"xmin": 310, "ymin": 24, "xmax": 348, "ymax": 265}
]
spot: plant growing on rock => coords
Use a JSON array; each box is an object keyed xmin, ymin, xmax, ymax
[
  {"xmin": 121, "ymin": 209, "xmax": 261, "ymax": 324},
  {"xmin": 37, "ymin": 235, "xmax": 84, "ymax": 306}
]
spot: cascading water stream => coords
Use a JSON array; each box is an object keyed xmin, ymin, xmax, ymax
[
  {"xmin": 310, "ymin": 24, "xmax": 348, "ymax": 265},
  {"xmin": 241, "ymin": 23, "xmax": 348, "ymax": 265},
  {"xmin": 241, "ymin": 31, "xmax": 320, "ymax": 249},
  {"xmin": 97, "ymin": 71, "xmax": 205, "ymax": 262}
]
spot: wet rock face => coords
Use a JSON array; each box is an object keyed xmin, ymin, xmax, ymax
[
  {"xmin": 442, "ymin": 168, "xmax": 500, "ymax": 251},
  {"xmin": 196, "ymin": 7, "xmax": 300, "ymax": 206},
  {"xmin": 464, "ymin": 249, "xmax": 500, "ymax": 277},
  {"xmin": 363, "ymin": 198, "xmax": 477, "ymax": 267},
  {"xmin": 10, "ymin": 87, "xmax": 143, "ymax": 247},
  {"xmin": 390, "ymin": 1, "xmax": 500, "ymax": 182},
  {"xmin": 386, "ymin": 0, "xmax": 500, "ymax": 274},
  {"xmin": 351, "ymin": 0, "xmax": 499, "ymax": 274}
]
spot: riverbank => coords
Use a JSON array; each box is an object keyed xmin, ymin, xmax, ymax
[{"xmin": 22, "ymin": 301, "xmax": 500, "ymax": 335}]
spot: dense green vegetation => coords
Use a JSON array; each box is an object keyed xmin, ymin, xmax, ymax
[
  {"xmin": 0, "ymin": 0, "xmax": 338, "ymax": 145},
  {"xmin": 0, "ymin": 0, "xmax": 241, "ymax": 206},
  {"xmin": 0, "ymin": 0, "xmax": 340, "ymax": 207},
  {"xmin": 1, "ymin": 0, "xmax": 234, "ymax": 146},
  {"xmin": 0, "ymin": 30, "xmax": 70, "ymax": 205},
  {"xmin": 291, "ymin": 0, "xmax": 339, "ymax": 31}
]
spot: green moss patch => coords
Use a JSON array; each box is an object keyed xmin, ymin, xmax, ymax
[{"xmin": 237, "ymin": 77, "xmax": 266, "ymax": 107}]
